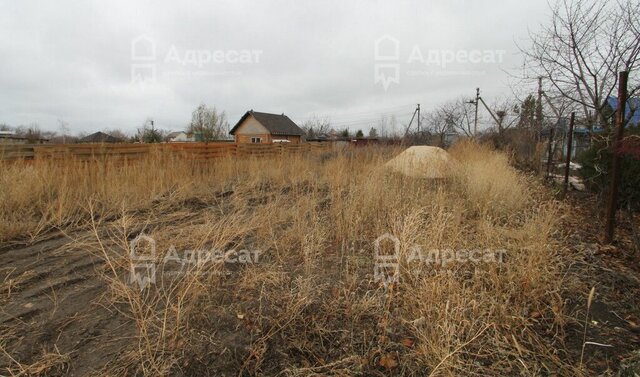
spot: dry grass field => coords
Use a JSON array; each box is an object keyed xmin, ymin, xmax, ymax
[{"xmin": 0, "ymin": 141, "xmax": 624, "ymax": 375}]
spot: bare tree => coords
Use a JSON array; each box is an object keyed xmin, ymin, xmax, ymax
[
  {"xmin": 138, "ymin": 118, "xmax": 164, "ymax": 143},
  {"xmin": 389, "ymin": 115, "xmax": 398, "ymax": 138},
  {"xmin": 436, "ymin": 98, "xmax": 476, "ymax": 137},
  {"xmin": 423, "ymin": 109, "xmax": 452, "ymax": 147},
  {"xmin": 15, "ymin": 123, "xmax": 44, "ymax": 143},
  {"xmin": 520, "ymin": 0, "xmax": 640, "ymax": 129},
  {"xmin": 103, "ymin": 128, "xmax": 129, "ymax": 141},
  {"xmin": 301, "ymin": 114, "xmax": 331, "ymax": 139},
  {"xmin": 377, "ymin": 116, "xmax": 389, "ymax": 138},
  {"xmin": 377, "ymin": 114, "xmax": 399, "ymax": 138},
  {"xmin": 487, "ymin": 97, "xmax": 520, "ymax": 137},
  {"xmin": 56, "ymin": 119, "xmax": 71, "ymax": 144},
  {"xmin": 188, "ymin": 104, "xmax": 229, "ymax": 143}
]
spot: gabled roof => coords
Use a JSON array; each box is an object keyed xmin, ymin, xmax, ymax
[
  {"xmin": 229, "ymin": 110, "xmax": 304, "ymax": 136},
  {"xmin": 166, "ymin": 131, "xmax": 186, "ymax": 138},
  {"xmin": 79, "ymin": 131, "xmax": 122, "ymax": 143},
  {"xmin": 0, "ymin": 133, "xmax": 27, "ymax": 140}
]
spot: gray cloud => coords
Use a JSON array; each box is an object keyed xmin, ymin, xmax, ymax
[{"xmin": 0, "ymin": 0, "xmax": 550, "ymax": 134}]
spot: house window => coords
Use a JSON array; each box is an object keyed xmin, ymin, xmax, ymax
[{"xmin": 250, "ymin": 137, "xmax": 262, "ymax": 143}]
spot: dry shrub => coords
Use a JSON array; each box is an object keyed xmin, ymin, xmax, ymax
[
  {"xmin": 0, "ymin": 342, "xmax": 70, "ymax": 377},
  {"xmin": 449, "ymin": 140, "xmax": 531, "ymax": 218}
]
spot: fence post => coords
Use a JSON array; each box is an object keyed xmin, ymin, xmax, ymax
[{"xmin": 604, "ymin": 70, "xmax": 629, "ymax": 244}]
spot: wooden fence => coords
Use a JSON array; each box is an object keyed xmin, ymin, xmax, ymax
[{"xmin": 0, "ymin": 142, "xmax": 332, "ymax": 163}]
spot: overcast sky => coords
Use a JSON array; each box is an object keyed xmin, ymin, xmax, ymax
[{"xmin": 0, "ymin": 0, "xmax": 552, "ymax": 135}]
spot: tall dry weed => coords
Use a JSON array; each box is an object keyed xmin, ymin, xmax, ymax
[{"xmin": 0, "ymin": 142, "xmax": 578, "ymax": 375}]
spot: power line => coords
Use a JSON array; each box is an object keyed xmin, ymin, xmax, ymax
[
  {"xmin": 298, "ymin": 113, "xmax": 413, "ymax": 126},
  {"xmin": 296, "ymin": 104, "xmax": 411, "ymax": 119},
  {"xmin": 327, "ymin": 112, "xmax": 415, "ymax": 127}
]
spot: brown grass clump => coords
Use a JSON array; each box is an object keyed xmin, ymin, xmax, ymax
[
  {"xmin": 0, "ymin": 142, "xmax": 581, "ymax": 375},
  {"xmin": 449, "ymin": 140, "xmax": 532, "ymax": 218}
]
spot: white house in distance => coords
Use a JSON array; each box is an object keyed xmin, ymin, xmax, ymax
[{"xmin": 166, "ymin": 131, "xmax": 191, "ymax": 142}]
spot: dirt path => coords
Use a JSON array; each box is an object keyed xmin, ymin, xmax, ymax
[
  {"xmin": 1, "ymin": 202, "xmax": 208, "ymax": 376},
  {"xmin": 0, "ymin": 232, "xmax": 133, "ymax": 376},
  {"xmin": 561, "ymin": 194, "xmax": 640, "ymax": 374}
]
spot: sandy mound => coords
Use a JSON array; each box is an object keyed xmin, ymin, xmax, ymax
[{"xmin": 384, "ymin": 146, "xmax": 455, "ymax": 178}]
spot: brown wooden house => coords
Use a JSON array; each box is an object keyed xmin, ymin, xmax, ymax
[{"xmin": 229, "ymin": 110, "xmax": 304, "ymax": 144}]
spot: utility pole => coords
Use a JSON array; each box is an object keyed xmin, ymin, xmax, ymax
[
  {"xmin": 466, "ymin": 88, "xmax": 480, "ymax": 137},
  {"xmin": 474, "ymin": 88, "xmax": 479, "ymax": 136},
  {"xmin": 416, "ymin": 104, "xmax": 421, "ymax": 136},
  {"xmin": 478, "ymin": 97, "xmax": 501, "ymax": 127},
  {"xmin": 604, "ymin": 71, "xmax": 629, "ymax": 244},
  {"xmin": 402, "ymin": 105, "xmax": 420, "ymax": 142}
]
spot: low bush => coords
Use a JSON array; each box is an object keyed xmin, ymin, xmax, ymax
[{"xmin": 578, "ymin": 127, "xmax": 640, "ymax": 210}]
